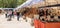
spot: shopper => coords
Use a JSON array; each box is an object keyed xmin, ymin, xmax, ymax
[
  {"xmin": 7, "ymin": 10, "xmax": 12, "ymax": 21},
  {"xmin": 12, "ymin": 11, "xmax": 14, "ymax": 18},
  {"xmin": 5, "ymin": 11, "xmax": 8, "ymax": 18},
  {"xmin": 16, "ymin": 11, "xmax": 20, "ymax": 21},
  {"xmin": 39, "ymin": 9, "xmax": 44, "ymax": 20}
]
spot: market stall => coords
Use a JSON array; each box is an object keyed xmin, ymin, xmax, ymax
[{"xmin": 34, "ymin": 7, "xmax": 60, "ymax": 28}]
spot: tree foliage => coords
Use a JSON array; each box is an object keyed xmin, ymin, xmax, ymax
[{"xmin": 0, "ymin": 0, "xmax": 26, "ymax": 8}]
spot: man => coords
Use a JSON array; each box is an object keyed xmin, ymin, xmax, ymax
[
  {"xmin": 7, "ymin": 10, "xmax": 12, "ymax": 21},
  {"xmin": 16, "ymin": 11, "xmax": 20, "ymax": 21},
  {"xmin": 12, "ymin": 11, "xmax": 14, "ymax": 18},
  {"xmin": 5, "ymin": 11, "xmax": 8, "ymax": 18}
]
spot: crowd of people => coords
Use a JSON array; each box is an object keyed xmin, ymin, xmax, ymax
[
  {"xmin": 5, "ymin": 10, "xmax": 21, "ymax": 21},
  {"xmin": 0, "ymin": 7, "xmax": 60, "ymax": 22}
]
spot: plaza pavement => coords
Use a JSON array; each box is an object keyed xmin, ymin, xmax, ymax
[{"xmin": 0, "ymin": 14, "xmax": 34, "ymax": 28}]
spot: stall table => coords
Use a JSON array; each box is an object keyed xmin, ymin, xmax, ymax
[{"xmin": 34, "ymin": 19, "xmax": 60, "ymax": 28}]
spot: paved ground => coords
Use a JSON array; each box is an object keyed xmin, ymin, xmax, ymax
[{"xmin": 0, "ymin": 14, "xmax": 35, "ymax": 28}]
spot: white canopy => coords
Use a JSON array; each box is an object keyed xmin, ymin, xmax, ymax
[{"xmin": 15, "ymin": 0, "xmax": 44, "ymax": 10}]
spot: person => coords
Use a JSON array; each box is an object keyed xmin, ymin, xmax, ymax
[
  {"xmin": 7, "ymin": 10, "xmax": 12, "ymax": 21},
  {"xmin": 16, "ymin": 11, "xmax": 20, "ymax": 21},
  {"xmin": 40, "ymin": 9, "xmax": 44, "ymax": 16},
  {"xmin": 39, "ymin": 9, "xmax": 44, "ymax": 20},
  {"xmin": 46, "ymin": 9, "xmax": 49, "ymax": 16},
  {"xmin": 12, "ymin": 11, "xmax": 14, "ymax": 18},
  {"xmin": 5, "ymin": 11, "xmax": 8, "ymax": 18}
]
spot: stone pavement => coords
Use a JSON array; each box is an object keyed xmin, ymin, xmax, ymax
[{"xmin": 0, "ymin": 14, "xmax": 35, "ymax": 28}]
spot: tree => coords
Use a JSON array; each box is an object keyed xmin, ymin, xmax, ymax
[
  {"xmin": 17, "ymin": 0, "xmax": 26, "ymax": 6},
  {"xmin": 0, "ymin": 0, "xmax": 26, "ymax": 8}
]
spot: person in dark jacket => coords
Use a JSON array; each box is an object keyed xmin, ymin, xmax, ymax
[
  {"xmin": 39, "ymin": 9, "xmax": 44, "ymax": 19},
  {"xmin": 39, "ymin": 9, "xmax": 44, "ymax": 16},
  {"xmin": 5, "ymin": 11, "xmax": 8, "ymax": 18},
  {"xmin": 16, "ymin": 11, "xmax": 20, "ymax": 21},
  {"xmin": 12, "ymin": 11, "xmax": 14, "ymax": 18}
]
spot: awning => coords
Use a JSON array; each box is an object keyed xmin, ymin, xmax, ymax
[{"xmin": 15, "ymin": 0, "xmax": 44, "ymax": 10}]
